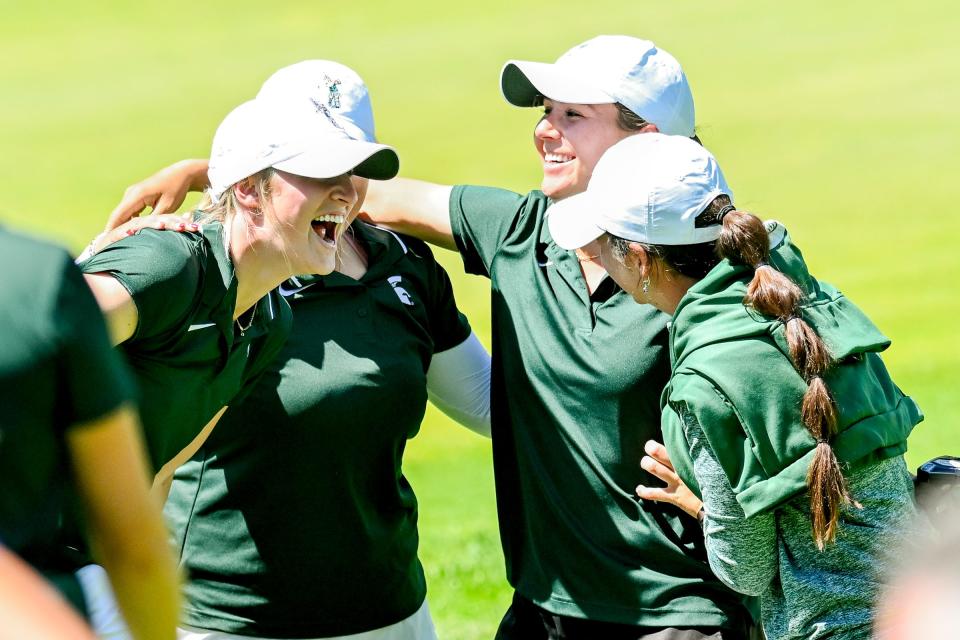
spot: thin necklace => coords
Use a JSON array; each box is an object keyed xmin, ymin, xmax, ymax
[
  {"xmin": 576, "ymin": 251, "xmax": 600, "ymax": 262},
  {"xmin": 341, "ymin": 226, "xmax": 368, "ymax": 269},
  {"xmin": 235, "ymin": 304, "xmax": 257, "ymax": 336}
]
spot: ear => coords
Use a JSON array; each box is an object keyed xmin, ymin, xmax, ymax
[
  {"xmin": 629, "ymin": 241, "xmax": 654, "ymax": 277},
  {"xmin": 232, "ymin": 177, "xmax": 261, "ymax": 211}
]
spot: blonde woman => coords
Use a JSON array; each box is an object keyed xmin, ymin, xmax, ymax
[{"xmin": 73, "ymin": 97, "xmax": 398, "ymax": 637}]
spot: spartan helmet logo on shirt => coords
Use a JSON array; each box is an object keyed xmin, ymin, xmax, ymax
[
  {"xmin": 323, "ymin": 74, "xmax": 342, "ymax": 109},
  {"xmin": 388, "ymin": 276, "xmax": 414, "ymax": 306}
]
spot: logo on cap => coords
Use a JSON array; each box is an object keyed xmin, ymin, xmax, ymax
[
  {"xmin": 308, "ymin": 99, "xmax": 348, "ymax": 135},
  {"xmin": 323, "ymin": 75, "xmax": 342, "ymax": 109}
]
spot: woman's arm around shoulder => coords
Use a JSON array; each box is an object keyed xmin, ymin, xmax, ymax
[{"xmin": 361, "ymin": 178, "xmax": 456, "ymax": 250}]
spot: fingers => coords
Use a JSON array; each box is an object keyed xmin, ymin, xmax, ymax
[
  {"xmin": 636, "ymin": 484, "xmax": 677, "ymax": 504},
  {"xmin": 145, "ymin": 214, "xmax": 197, "ymax": 231},
  {"xmin": 105, "ymin": 189, "xmax": 157, "ymax": 232},
  {"xmin": 93, "ymin": 215, "xmax": 199, "ymax": 252},
  {"xmin": 640, "ymin": 454, "xmax": 679, "ymax": 487},
  {"xmin": 153, "ymin": 189, "xmax": 187, "ymax": 216},
  {"xmin": 644, "ymin": 440, "xmax": 675, "ymax": 471}
]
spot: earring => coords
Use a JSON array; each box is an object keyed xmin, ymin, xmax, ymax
[{"xmin": 641, "ymin": 277, "xmax": 650, "ymax": 294}]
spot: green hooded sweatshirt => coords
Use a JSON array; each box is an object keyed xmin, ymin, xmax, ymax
[{"xmin": 661, "ymin": 221, "xmax": 923, "ymax": 518}]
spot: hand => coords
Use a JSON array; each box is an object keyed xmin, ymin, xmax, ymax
[
  {"xmin": 105, "ymin": 159, "xmax": 209, "ymax": 232},
  {"xmin": 90, "ymin": 214, "xmax": 198, "ymax": 256},
  {"xmin": 636, "ymin": 440, "xmax": 703, "ymax": 520}
]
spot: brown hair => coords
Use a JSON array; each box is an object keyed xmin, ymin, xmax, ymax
[
  {"xmin": 614, "ymin": 102, "xmax": 702, "ymax": 144},
  {"xmin": 609, "ymin": 196, "xmax": 856, "ymax": 548},
  {"xmin": 716, "ymin": 204, "xmax": 857, "ymax": 549}
]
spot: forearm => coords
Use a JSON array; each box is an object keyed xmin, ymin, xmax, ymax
[
  {"xmin": 361, "ymin": 178, "xmax": 457, "ymax": 250},
  {"xmin": 427, "ymin": 332, "xmax": 491, "ymax": 437},
  {"xmin": 177, "ymin": 158, "xmax": 211, "ymax": 192},
  {"xmin": 682, "ymin": 409, "xmax": 777, "ymax": 595},
  {"xmin": 69, "ymin": 406, "xmax": 181, "ymax": 640},
  {"xmin": 89, "ymin": 540, "xmax": 180, "ymax": 640}
]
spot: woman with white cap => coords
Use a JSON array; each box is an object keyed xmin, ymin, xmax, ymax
[
  {"xmin": 88, "ymin": 61, "xmax": 489, "ymax": 640},
  {"xmin": 104, "ymin": 37, "xmax": 755, "ymax": 639},
  {"xmin": 73, "ymin": 94, "xmax": 399, "ymax": 638},
  {"xmin": 548, "ymin": 132, "xmax": 921, "ymax": 639}
]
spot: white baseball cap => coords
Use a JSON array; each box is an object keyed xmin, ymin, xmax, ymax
[
  {"xmin": 207, "ymin": 99, "xmax": 399, "ymax": 201},
  {"xmin": 257, "ymin": 59, "xmax": 376, "ymax": 143},
  {"xmin": 500, "ymin": 35, "xmax": 695, "ymax": 137},
  {"xmin": 547, "ymin": 133, "xmax": 732, "ymax": 249}
]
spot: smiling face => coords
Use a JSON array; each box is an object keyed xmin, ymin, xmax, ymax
[
  {"xmin": 534, "ymin": 99, "xmax": 637, "ymax": 201},
  {"xmin": 262, "ymin": 169, "xmax": 358, "ymax": 276}
]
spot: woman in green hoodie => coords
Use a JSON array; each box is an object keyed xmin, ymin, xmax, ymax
[{"xmin": 548, "ymin": 133, "xmax": 922, "ymax": 640}]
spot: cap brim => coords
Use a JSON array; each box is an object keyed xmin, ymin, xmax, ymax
[
  {"xmin": 274, "ymin": 139, "xmax": 399, "ymax": 181},
  {"xmin": 500, "ymin": 60, "xmax": 614, "ymax": 107},
  {"xmin": 546, "ymin": 192, "xmax": 606, "ymax": 250}
]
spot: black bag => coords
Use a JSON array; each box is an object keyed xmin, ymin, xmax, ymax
[{"xmin": 915, "ymin": 456, "xmax": 960, "ymax": 515}]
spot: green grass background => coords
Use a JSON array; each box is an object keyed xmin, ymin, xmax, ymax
[{"xmin": 2, "ymin": 1, "xmax": 957, "ymax": 637}]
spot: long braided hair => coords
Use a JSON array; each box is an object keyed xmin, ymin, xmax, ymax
[{"xmin": 609, "ymin": 195, "xmax": 857, "ymax": 548}]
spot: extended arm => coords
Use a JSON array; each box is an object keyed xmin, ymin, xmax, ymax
[
  {"xmin": 67, "ymin": 404, "xmax": 181, "ymax": 640},
  {"xmin": 426, "ymin": 332, "xmax": 491, "ymax": 437},
  {"xmin": 105, "ymin": 159, "xmax": 210, "ymax": 230},
  {"xmin": 360, "ymin": 178, "xmax": 456, "ymax": 251},
  {"xmin": 105, "ymin": 160, "xmax": 458, "ymax": 251}
]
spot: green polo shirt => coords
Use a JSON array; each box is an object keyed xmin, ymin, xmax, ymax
[
  {"xmin": 449, "ymin": 186, "xmax": 752, "ymax": 627},
  {"xmin": 80, "ymin": 223, "xmax": 291, "ymax": 473},
  {"xmin": 0, "ymin": 227, "xmax": 133, "ymax": 611},
  {"xmin": 164, "ymin": 222, "xmax": 471, "ymax": 638}
]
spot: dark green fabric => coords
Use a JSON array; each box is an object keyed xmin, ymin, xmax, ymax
[
  {"xmin": 0, "ymin": 227, "xmax": 133, "ymax": 617},
  {"xmin": 79, "ymin": 223, "xmax": 292, "ymax": 472},
  {"xmin": 448, "ymin": 186, "xmax": 753, "ymax": 627},
  {"xmin": 661, "ymin": 223, "xmax": 922, "ymax": 518},
  {"xmin": 165, "ymin": 223, "xmax": 471, "ymax": 637}
]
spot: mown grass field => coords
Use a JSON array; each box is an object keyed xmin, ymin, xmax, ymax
[{"xmin": 2, "ymin": 1, "xmax": 957, "ymax": 637}]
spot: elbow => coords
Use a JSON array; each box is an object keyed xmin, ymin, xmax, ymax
[{"xmin": 707, "ymin": 553, "xmax": 774, "ymax": 597}]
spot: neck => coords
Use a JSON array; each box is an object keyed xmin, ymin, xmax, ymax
[
  {"xmin": 228, "ymin": 223, "xmax": 289, "ymax": 320},
  {"xmin": 645, "ymin": 274, "xmax": 699, "ymax": 316}
]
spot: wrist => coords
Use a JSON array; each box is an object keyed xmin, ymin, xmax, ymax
[{"xmin": 180, "ymin": 159, "xmax": 211, "ymax": 192}]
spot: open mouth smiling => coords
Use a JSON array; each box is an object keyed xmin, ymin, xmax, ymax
[{"xmin": 311, "ymin": 214, "xmax": 345, "ymax": 247}]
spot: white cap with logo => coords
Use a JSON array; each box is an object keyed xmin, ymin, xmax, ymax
[
  {"xmin": 207, "ymin": 98, "xmax": 398, "ymax": 201},
  {"xmin": 257, "ymin": 59, "xmax": 377, "ymax": 143},
  {"xmin": 500, "ymin": 35, "xmax": 695, "ymax": 137},
  {"xmin": 547, "ymin": 133, "xmax": 732, "ymax": 250}
]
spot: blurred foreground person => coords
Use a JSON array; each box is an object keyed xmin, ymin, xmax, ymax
[
  {"xmin": 0, "ymin": 226, "xmax": 179, "ymax": 639},
  {"xmin": 0, "ymin": 545, "xmax": 96, "ymax": 640},
  {"xmin": 549, "ymin": 133, "xmax": 922, "ymax": 639},
  {"xmin": 875, "ymin": 506, "xmax": 960, "ymax": 639}
]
